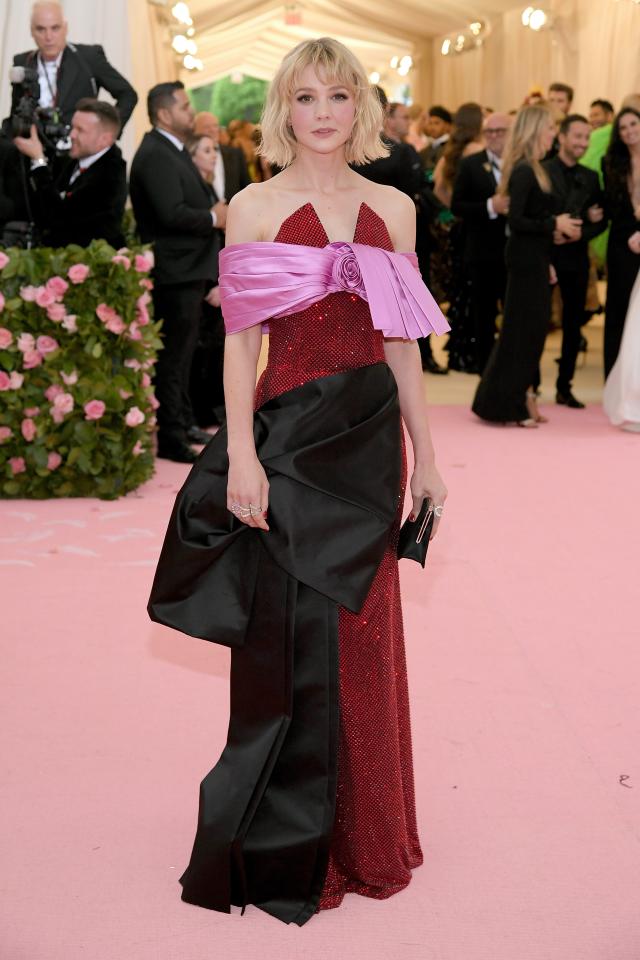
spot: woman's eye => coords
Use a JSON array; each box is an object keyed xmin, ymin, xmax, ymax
[
  {"xmin": 332, "ymin": 93, "xmax": 348, "ymax": 101},
  {"xmin": 297, "ymin": 95, "xmax": 313, "ymax": 103}
]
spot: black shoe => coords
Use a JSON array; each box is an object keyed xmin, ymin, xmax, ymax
[
  {"xmin": 579, "ymin": 334, "xmax": 588, "ymax": 353},
  {"xmin": 157, "ymin": 442, "xmax": 198, "ymax": 463},
  {"xmin": 187, "ymin": 425, "xmax": 213, "ymax": 445},
  {"xmin": 422, "ymin": 356, "xmax": 449, "ymax": 375},
  {"xmin": 556, "ymin": 390, "xmax": 585, "ymax": 409}
]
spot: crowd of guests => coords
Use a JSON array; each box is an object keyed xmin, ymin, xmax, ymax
[
  {"xmin": 2, "ymin": 2, "xmax": 640, "ymax": 461},
  {"xmin": 394, "ymin": 84, "xmax": 640, "ymax": 427}
]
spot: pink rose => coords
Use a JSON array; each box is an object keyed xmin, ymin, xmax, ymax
[
  {"xmin": 35, "ymin": 287, "xmax": 56, "ymax": 308},
  {"xmin": 53, "ymin": 392, "xmax": 73, "ymax": 415},
  {"xmin": 132, "ymin": 440, "xmax": 144, "ymax": 456},
  {"xmin": 125, "ymin": 406, "xmax": 145, "ymax": 427},
  {"xmin": 141, "ymin": 372, "xmax": 151, "ymax": 388},
  {"xmin": 19, "ymin": 286, "xmax": 38, "ymax": 302},
  {"xmin": 128, "ymin": 322, "xmax": 142, "ymax": 341},
  {"xmin": 62, "ymin": 314, "xmax": 77, "ymax": 333},
  {"xmin": 96, "ymin": 303, "xmax": 118, "ymax": 324},
  {"xmin": 0, "ymin": 327, "xmax": 12, "ymax": 349},
  {"xmin": 23, "ymin": 349, "xmax": 43, "ymax": 369},
  {"xmin": 106, "ymin": 315, "xmax": 126, "ymax": 335},
  {"xmin": 10, "ymin": 371, "xmax": 24, "ymax": 389},
  {"xmin": 68, "ymin": 263, "xmax": 90, "ymax": 284},
  {"xmin": 124, "ymin": 358, "xmax": 141, "ymax": 370},
  {"xmin": 17, "ymin": 332, "xmax": 35, "ymax": 353},
  {"xmin": 46, "ymin": 276, "xmax": 69, "ymax": 299},
  {"xmin": 134, "ymin": 251, "xmax": 154, "ymax": 272},
  {"xmin": 329, "ymin": 246, "xmax": 365, "ymax": 298},
  {"xmin": 45, "ymin": 384, "xmax": 65, "ymax": 402},
  {"xmin": 47, "ymin": 451, "xmax": 62, "ymax": 470},
  {"xmin": 10, "ymin": 457, "xmax": 26, "ymax": 475},
  {"xmin": 47, "ymin": 303, "xmax": 66, "ymax": 323},
  {"xmin": 24, "ymin": 406, "xmax": 39, "ymax": 416},
  {"xmin": 0, "ymin": 371, "xmax": 10, "ymax": 390},
  {"xmin": 148, "ymin": 393, "xmax": 160, "ymax": 410},
  {"xmin": 119, "ymin": 389, "xmax": 132, "ymax": 399},
  {"xmin": 21, "ymin": 417, "xmax": 36, "ymax": 441},
  {"xmin": 111, "ymin": 254, "xmax": 131, "ymax": 270},
  {"xmin": 139, "ymin": 278, "xmax": 153, "ymax": 291},
  {"xmin": 0, "ymin": 426, "xmax": 13, "ymax": 443},
  {"xmin": 36, "ymin": 335, "xmax": 58, "ymax": 355},
  {"xmin": 0, "ymin": 251, "xmax": 9, "ymax": 270},
  {"xmin": 60, "ymin": 370, "xmax": 78, "ymax": 385},
  {"xmin": 0, "ymin": 292, "xmax": 5, "ymax": 313},
  {"xmin": 84, "ymin": 399, "xmax": 106, "ymax": 420}
]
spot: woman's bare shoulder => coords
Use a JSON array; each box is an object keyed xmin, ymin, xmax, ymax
[
  {"xmin": 225, "ymin": 182, "xmax": 277, "ymax": 244},
  {"xmin": 360, "ymin": 182, "xmax": 415, "ymax": 252}
]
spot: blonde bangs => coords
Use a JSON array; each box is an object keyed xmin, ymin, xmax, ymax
[{"xmin": 259, "ymin": 37, "xmax": 388, "ymax": 167}]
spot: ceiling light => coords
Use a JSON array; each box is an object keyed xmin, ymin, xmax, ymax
[
  {"xmin": 172, "ymin": 34, "xmax": 188, "ymax": 54},
  {"xmin": 368, "ymin": 71, "xmax": 380, "ymax": 83},
  {"xmin": 529, "ymin": 8, "xmax": 547, "ymax": 29},
  {"xmin": 172, "ymin": 3, "xmax": 192, "ymax": 25},
  {"xmin": 441, "ymin": 39, "xmax": 451, "ymax": 55},
  {"xmin": 390, "ymin": 56, "xmax": 399, "ymax": 69}
]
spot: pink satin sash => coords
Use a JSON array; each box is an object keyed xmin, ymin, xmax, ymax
[{"xmin": 219, "ymin": 241, "xmax": 450, "ymax": 340}]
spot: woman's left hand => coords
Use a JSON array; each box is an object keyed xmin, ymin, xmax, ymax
[
  {"xmin": 410, "ymin": 462, "xmax": 448, "ymax": 539},
  {"xmin": 628, "ymin": 231, "xmax": 640, "ymax": 255}
]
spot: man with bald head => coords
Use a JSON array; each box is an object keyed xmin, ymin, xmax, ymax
[
  {"xmin": 9, "ymin": 1, "xmax": 137, "ymax": 135},
  {"xmin": 451, "ymin": 112, "xmax": 512, "ymax": 372},
  {"xmin": 193, "ymin": 111, "xmax": 250, "ymax": 204}
]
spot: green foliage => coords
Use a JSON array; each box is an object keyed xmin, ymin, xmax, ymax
[
  {"xmin": 189, "ymin": 75, "xmax": 268, "ymax": 126},
  {"xmin": 0, "ymin": 240, "xmax": 160, "ymax": 499}
]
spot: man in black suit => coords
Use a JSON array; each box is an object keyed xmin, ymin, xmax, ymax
[
  {"xmin": 193, "ymin": 112, "xmax": 251, "ymax": 204},
  {"xmin": 545, "ymin": 114, "xmax": 606, "ymax": 408},
  {"xmin": 130, "ymin": 82, "xmax": 225, "ymax": 464},
  {"xmin": 13, "ymin": 99, "xmax": 126, "ymax": 248},
  {"xmin": 451, "ymin": 112, "xmax": 511, "ymax": 373},
  {"xmin": 10, "ymin": 1, "xmax": 137, "ymax": 134}
]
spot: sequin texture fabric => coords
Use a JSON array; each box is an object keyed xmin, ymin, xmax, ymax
[{"xmin": 255, "ymin": 202, "xmax": 423, "ymax": 910}]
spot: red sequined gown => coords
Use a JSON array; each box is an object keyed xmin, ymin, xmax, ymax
[{"xmin": 254, "ymin": 201, "xmax": 423, "ymax": 910}]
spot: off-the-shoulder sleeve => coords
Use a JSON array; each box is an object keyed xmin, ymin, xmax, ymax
[{"xmin": 219, "ymin": 241, "xmax": 450, "ymax": 340}]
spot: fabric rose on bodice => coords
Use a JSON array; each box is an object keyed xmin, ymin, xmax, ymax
[{"xmin": 327, "ymin": 243, "xmax": 366, "ymax": 300}]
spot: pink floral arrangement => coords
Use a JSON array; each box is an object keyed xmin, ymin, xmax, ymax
[{"xmin": 0, "ymin": 241, "xmax": 160, "ymax": 498}]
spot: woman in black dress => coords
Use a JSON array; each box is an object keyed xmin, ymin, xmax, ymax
[
  {"xmin": 603, "ymin": 108, "xmax": 640, "ymax": 378},
  {"xmin": 472, "ymin": 105, "xmax": 581, "ymax": 425}
]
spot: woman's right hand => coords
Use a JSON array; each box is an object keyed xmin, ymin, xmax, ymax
[
  {"xmin": 555, "ymin": 213, "xmax": 582, "ymax": 241},
  {"xmin": 227, "ymin": 451, "xmax": 270, "ymax": 531},
  {"xmin": 628, "ymin": 231, "xmax": 640, "ymax": 255}
]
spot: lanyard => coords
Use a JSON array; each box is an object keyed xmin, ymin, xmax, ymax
[{"xmin": 39, "ymin": 53, "xmax": 59, "ymax": 107}]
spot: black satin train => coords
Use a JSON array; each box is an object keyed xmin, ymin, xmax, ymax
[{"xmin": 148, "ymin": 362, "xmax": 402, "ymax": 924}]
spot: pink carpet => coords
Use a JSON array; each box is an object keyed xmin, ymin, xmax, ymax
[{"xmin": 2, "ymin": 404, "xmax": 639, "ymax": 960}]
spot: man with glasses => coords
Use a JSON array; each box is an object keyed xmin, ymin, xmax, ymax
[{"xmin": 451, "ymin": 113, "xmax": 511, "ymax": 373}]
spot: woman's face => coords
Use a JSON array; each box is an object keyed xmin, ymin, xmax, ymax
[
  {"xmin": 288, "ymin": 65, "xmax": 356, "ymax": 157},
  {"xmin": 536, "ymin": 120, "xmax": 556, "ymax": 158},
  {"xmin": 618, "ymin": 112, "xmax": 640, "ymax": 148},
  {"xmin": 192, "ymin": 136, "xmax": 216, "ymax": 178}
]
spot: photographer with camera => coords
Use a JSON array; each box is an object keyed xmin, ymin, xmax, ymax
[
  {"xmin": 8, "ymin": 1, "xmax": 137, "ymax": 155},
  {"xmin": 13, "ymin": 99, "xmax": 126, "ymax": 249}
]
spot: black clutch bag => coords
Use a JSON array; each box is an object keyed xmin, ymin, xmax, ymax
[{"xmin": 397, "ymin": 498, "xmax": 433, "ymax": 567}]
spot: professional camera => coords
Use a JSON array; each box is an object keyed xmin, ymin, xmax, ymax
[{"xmin": 8, "ymin": 65, "xmax": 71, "ymax": 152}]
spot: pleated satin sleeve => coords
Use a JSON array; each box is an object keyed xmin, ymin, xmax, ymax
[{"xmin": 219, "ymin": 241, "xmax": 450, "ymax": 340}]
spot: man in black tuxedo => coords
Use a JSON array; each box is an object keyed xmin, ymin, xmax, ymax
[
  {"xmin": 10, "ymin": 1, "xmax": 137, "ymax": 134},
  {"xmin": 130, "ymin": 82, "xmax": 225, "ymax": 464},
  {"xmin": 545, "ymin": 114, "xmax": 606, "ymax": 408},
  {"xmin": 193, "ymin": 112, "xmax": 251, "ymax": 204},
  {"xmin": 13, "ymin": 99, "xmax": 126, "ymax": 248},
  {"xmin": 451, "ymin": 112, "xmax": 511, "ymax": 373}
]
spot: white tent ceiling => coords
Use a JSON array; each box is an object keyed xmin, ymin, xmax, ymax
[{"xmin": 181, "ymin": 0, "xmax": 523, "ymax": 87}]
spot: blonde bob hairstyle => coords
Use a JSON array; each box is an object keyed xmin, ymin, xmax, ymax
[
  {"xmin": 499, "ymin": 104, "xmax": 553, "ymax": 195},
  {"xmin": 259, "ymin": 37, "xmax": 388, "ymax": 168}
]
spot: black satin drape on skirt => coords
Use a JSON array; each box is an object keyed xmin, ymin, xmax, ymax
[{"xmin": 148, "ymin": 363, "xmax": 403, "ymax": 924}]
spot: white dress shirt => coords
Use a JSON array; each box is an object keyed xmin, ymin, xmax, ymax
[
  {"xmin": 213, "ymin": 147, "xmax": 225, "ymax": 202},
  {"xmin": 486, "ymin": 151, "xmax": 503, "ymax": 219},
  {"xmin": 67, "ymin": 145, "xmax": 112, "ymax": 185}
]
